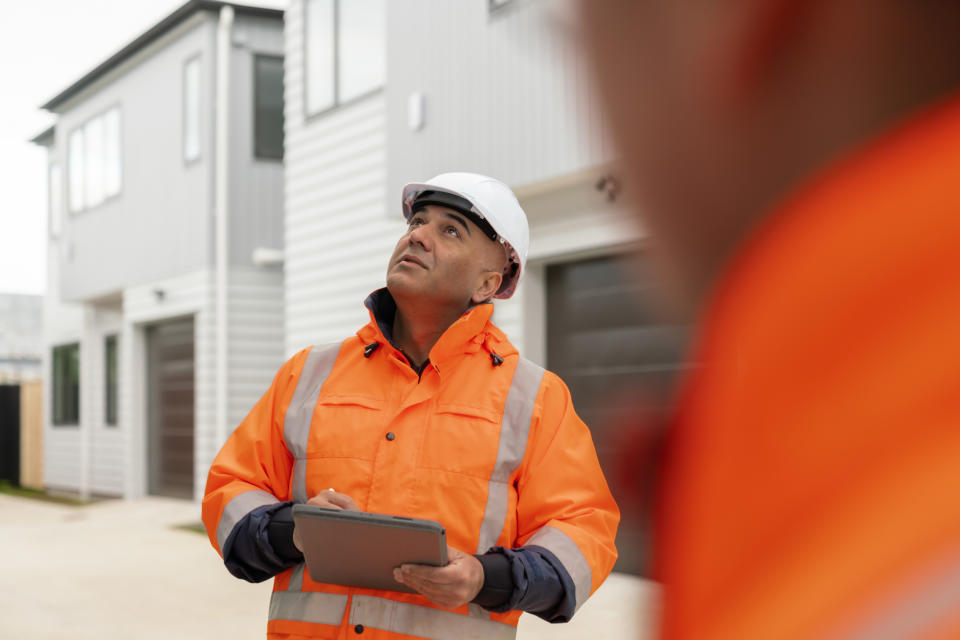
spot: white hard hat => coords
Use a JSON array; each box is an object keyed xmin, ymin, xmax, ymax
[{"xmin": 401, "ymin": 172, "xmax": 529, "ymax": 299}]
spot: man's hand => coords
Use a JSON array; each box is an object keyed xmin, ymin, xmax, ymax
[
  {"xmin": 393, "ymin": 546, "xmax": 485, "ymax": 609},
  {"xmin": 292, "ymin": 488, "xmax": 360, "ymax": 552}
]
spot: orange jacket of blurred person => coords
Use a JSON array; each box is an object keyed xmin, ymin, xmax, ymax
[
  {"xmin": 577, "ymin": 1, "xmax": 960, "ymax": 637},
  {"xmin": 656, "ymin": 94, "xmax": 960, "ymax": 639}
]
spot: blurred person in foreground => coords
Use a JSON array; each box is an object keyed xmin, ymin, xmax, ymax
[{"xmin": 578, "ymin": 1, "xmax": 960, "ymax": 638}]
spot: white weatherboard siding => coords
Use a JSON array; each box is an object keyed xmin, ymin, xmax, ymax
[
  {"xmin": 82, "ymin": 303, "xmax": 124, "ymax": 496},
  {"xmin": 283, "ymin": 0, "xmax": 400, "ymax": 355},
  {"xmin": 223, "ymin": 266, "xmax": 285, "ymax": 474},
  {"xmin": 386, "ymin": 0, "xmax": 612, "ymax": 210},
  {"xmin": 43, "ymin": 236, "xmax": 86, "ymax": 493}
]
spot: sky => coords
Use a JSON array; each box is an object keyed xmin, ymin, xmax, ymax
[{"xmin": 0, "ymin": 0, "xmax": 286, "ymax": 296}]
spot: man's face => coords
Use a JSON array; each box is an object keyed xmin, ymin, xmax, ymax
[{"xmin": 386, "ymin": 204, "xmax": 505, "ymax": 309}]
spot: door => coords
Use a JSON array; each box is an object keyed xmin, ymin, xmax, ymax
[
  {"xmin": 0, "ymin": 384, "xmax": 20, "ymax": 486},
  {"xmin": 146, "ymin": 317, "xmax": 195, "ymax": 499},
  {"xmin": 546, "ymin": 253, "xmax": 689, "ymax": 575}
]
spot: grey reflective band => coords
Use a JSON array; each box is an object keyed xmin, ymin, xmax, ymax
[
  {"xmin": 288, "ymin": 562, "xmax": 305, "ymax": 592},
  {"xmin": 268, "ymin": 590, "xmax": 347, "ymax": 626},
  {"xmin": 475, "ymin": 357, "xmax": 545, "ymax": 556},
  {"xmin": 828, "ymin": 550, "xmax": 960, "ymax": 640},
  {"xmin": 216, "ymin": 489, "xmax": 279, "ymax": 553},
  {"xmin": 526, "ymin": 525, "xmax": 593, "ymax": 612},
  {"xmin": 283, "ymin": 343, "xmax": 341, "ymax": 503},
  {"xmin": 290, "ymin": 459, "xmax": 308, "ymax": 505},
  {"xmin": 350, "ymin": 595, "xmax": 517, "ymax": 640}
]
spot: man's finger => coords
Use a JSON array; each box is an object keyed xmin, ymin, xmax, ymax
[
  {"xmin": 398, "ymin": 563, "xmax": 456, "ymax": 586},
  {"xmin": 394, "ymin": 570, "xmax": 461, "ymax": 608},
  {"xmin": 326, "ymin": 492, "xmax": 360, "ymax": 510},
  {"xmin": 306, "ymin": 490, "xmax": 359, "ymax": 511}
]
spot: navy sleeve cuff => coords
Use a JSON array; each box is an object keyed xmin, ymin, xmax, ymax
[
  {"xmin": 222, "ymin": 501, "xmax": 303, "ymax": 583},
  {"xmin": 472, "ymin": 545, "xmax": 577, "ymax": 622},
  {"xmin": 266, "ymin": 503, "xmax": 304, "ymax": 563},
  {"xmin": 471, "ymin": 552, "xmax": 514, "ymax": 608}
]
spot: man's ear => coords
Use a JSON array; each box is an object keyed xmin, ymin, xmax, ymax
[{"xmin": 471, "ymin": 271, "xmax": 503, "ymax": 305}]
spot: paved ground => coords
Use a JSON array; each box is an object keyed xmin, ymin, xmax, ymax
[{"xmin": 0, "ymin": 494, "xmax": 658, "ymax": 639}]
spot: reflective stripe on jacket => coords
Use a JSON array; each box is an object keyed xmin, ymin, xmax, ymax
[{"xmin": 203, "ymin": 300, "xmax": 619, "ymax": 639}]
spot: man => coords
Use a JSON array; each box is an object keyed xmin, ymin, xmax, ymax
[
  {"xmin": 203, "ymin": 172, "xmax": 619, "ymax": 639},
  {"xmin": 578, "ymin": 1, "xmax": 960, "ymax": 638}
]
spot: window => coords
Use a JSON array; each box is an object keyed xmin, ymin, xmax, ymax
[
  {"xmin": 52, "ymin": 343, "xmax": 80, "ymax": 426},
  {"xmin": 304, "ymin": 0, "xmax": 385, "ymax": 116},
  {"xmin": 254, "ymin": 55, "xmax": 285, "ymax": 160},
  {"xmin": 49, "ymin": 163, "xmax": 62, "ymax": 237},
  {"xmin": 104, "ymin": 335, "xmax": 118, "ymax": 426},
  {"xmin": 183, "ymin": 55, "xmax": 202, "ymax": 163},
  {"xmin": 68, "ymin": 129, "xmax": 84, "ymax": 213},
  {"xmin": 68, "ymin": 106, "xmax": 122, "ymax": 212}
]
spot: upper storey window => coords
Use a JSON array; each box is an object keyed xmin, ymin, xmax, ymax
[
  {"xmin": 68, "ymin": 106, "xmax": 122, "ymax": 213},
  {"xmin": 304, "ymin": 0, "xmax": 385, "ymax": 116}
]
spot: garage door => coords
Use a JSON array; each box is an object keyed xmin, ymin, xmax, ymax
[
  {"xmin": 547, "ymin": 253, "xmax": 689, "ymax": 575},
  {"xmin": 146, "ymin": 317, "xmax": 195, "ymax": 499}
]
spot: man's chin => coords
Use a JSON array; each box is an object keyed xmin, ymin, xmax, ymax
[{"xmin": 386, "ymin": 274, "xmax": 426, "ymax": 300}]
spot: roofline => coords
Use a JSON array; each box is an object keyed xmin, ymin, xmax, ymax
[
  {"xmin": 29, "ymin": 125, "xmax": 56, "ymax": 146},
  {"xmin": 40, "ymin": 0, "xmax": 283, "ymax": 112}
]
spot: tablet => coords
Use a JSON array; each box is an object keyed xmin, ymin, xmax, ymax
[{"xmin": 291, "ymin": 504, "xmax": 448, "ymax": 593}]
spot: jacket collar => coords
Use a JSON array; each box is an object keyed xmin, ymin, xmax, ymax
[{"xmin": 358, "ymin": 288, "xmax": 512, "ymax": 371}]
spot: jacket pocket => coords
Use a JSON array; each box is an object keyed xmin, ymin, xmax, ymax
[
  {"xmin": 307, "ymin": 393, "xmax": 386, "ymax": 460},
  {"xmin": 418, "ymin": 403, "xmax": 502, "ymax": 479}
]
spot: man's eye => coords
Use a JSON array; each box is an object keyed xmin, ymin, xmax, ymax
[
  {"xmin": 409, "ymin": 217, "xmax": 424, "ymax": 228},
  {"xmin": 445, "ymin": 225, "xmax": 460, "ymax": 238}
]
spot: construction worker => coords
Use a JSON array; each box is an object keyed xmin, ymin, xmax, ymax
[
  {"xmin": 577, "ymin": 1, "xmax": 960, "ymax": 638},
  {"xmin": 202, "ymin": 172, "xmax": 619, "ymax": 639}
]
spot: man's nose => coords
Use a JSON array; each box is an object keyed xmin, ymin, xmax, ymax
[{"xmin": 407, "ymin": 222, "xmax": 433, "ymax": 250}]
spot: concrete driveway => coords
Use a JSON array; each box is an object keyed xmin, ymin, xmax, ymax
[{"xmin": 0, "ymin": 494, "xmax": 658, "ymax": 639}]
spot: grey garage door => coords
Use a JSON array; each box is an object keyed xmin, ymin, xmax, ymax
[
  {"xmin": 547, "ymin": 253, "xmax": 690, "ymax": 575},
  {"xmin": 147, "ymin": 317, "xmax": 195, "ymax": 499}
]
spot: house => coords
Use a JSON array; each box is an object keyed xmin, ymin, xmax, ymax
[
  {"xmin": 32, "ymin": 0, "xmax": 286, "ymax": 501},
  {"xmin": 282, "ymin": 0, "xmax": 688, "ymax": 574}
]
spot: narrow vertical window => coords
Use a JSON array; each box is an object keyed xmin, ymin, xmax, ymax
[
  {"xmin": 254, "ymin": 55, "xmax": 285, "ymax": 160},
  {"xmin": 183, "ymin": 56, "xmax": 202, "ymax": 163},
  {"xmin": 338, "ymin": 0, "xmax": 385, "ymax": 102},
  {"xmin": 304, "ymin": 0, "xmax": 335, "ymax": 114},
  {"xmin": 52, "ymin": 343, "xmax": 80, "ymax": 426},
  {"xmin": 83, "ymin": 115, "xmax": 105, "ymax": 208},
  {"xmin": 68, "ymin": 128, "xmax": 84, "ymax": 213},
  {"xmin": 104, "ymin": 335, "xmax": 118, "ymax": 426},
  {"xmin": 49, "ymin": 163, "xmax": 62, "ymax": 236},
  {"xmin": 103, "ymin": 107, "xmax": 122, "ymax": 197}
]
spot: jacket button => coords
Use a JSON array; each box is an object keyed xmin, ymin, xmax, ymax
[
  {"xmin": 385, "ymin": 432, "xmax": 395, "ymax": 441},
  {"xmin": 354, "ymin": 624, "xmax": 364, "ymax": 634}
]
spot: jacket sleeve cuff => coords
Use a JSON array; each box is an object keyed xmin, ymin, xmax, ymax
[
  {"xmin": 473, "ymin": 545, "xmax": 576, "ymax": 622},
  {"xmin": 266, "ymin": 502, "xmax": 304, "ymax": 563},
  {"xmin": 471, "ymin": 551, "xmax": 514, "ymax": 608},
  {"xmin": 222, "ymin": 500, "xmax": 303, "ymax": 582}
]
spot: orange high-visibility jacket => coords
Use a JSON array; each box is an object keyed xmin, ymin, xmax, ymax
[
  {"xmin": 658, "ymin": 95, "xmax": 960, "ymax": 639},
  {"xmin": 203, "ymin": 300, "xmax": 619, "ymax": 639}
]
